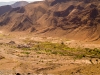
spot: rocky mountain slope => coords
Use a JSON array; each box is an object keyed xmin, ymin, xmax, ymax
[
  {"xmin": 11, "ymin": 1, "xmax": 29, "ymax": 8},
  {"xmin": 0, "ymin": 0, "xmax": 100, "ymax": 41},
  {"xmin": 0, "ymin": 5, "xmax": 12, "ymax": 15},
  {"xmin": 0, "ymin": 1, "xmax": 29, "ymax": 17}
]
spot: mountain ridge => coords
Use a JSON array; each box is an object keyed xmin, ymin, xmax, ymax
[
  {"xmin": 0, "ymin": 0, "xmax": 100, "ymax": 41},
  {"xmin": 11, "ymin": 1, "xmax": 29, "ymax": 8},
  {"xmin": 0, "ymin": 1, "xmax": 29, "ymax": 16},
  {"xmin": 0, "ymin": 5, "xmax": 12, "ymax": 16}
]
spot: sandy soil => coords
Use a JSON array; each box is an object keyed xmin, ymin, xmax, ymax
[{"xmin": 0, "ymin": 31, "xmax": 99, "ymax": 75}]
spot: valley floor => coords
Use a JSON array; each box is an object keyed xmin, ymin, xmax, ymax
[{"xmin": 0, "ymin": 31, "xmax": 100, "ymax": 75}]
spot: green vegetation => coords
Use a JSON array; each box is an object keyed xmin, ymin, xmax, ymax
[
  {"xmin": 21, "ymin": 47, "xmax": 31, "ymax": 51},
  {"xmin": 33, "ymin": 41, "xmax": 73, "ymax": 56},
  {"xmin": 21, "ymin": 52, "xmax": 30, "ymax": 55},
  {"xmin": 73, "ymin": 48, "xmax": 100, "ymax": 59},
  {"xmin": 21, "ymin": 51, "xmax": 30, "ymax": 57},
  {"xmin": 11, "ymin": 40, "xmax": 100, "ymax": 59}
]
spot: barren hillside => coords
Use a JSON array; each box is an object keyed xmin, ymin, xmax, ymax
[
  {"xmin": 0, "ymin": 0, "xmax": 100, "ymax": 41},
  {"xmin": 11, "ymin": 1, "xmax": 29, "ymax": 8},
  {"xmin": 0, "ymin": 5, "xmax": 12, "ymax": 15},
  {"xmin": 0, "ymin": 1, "xmax": 100, "ymax": 74}
]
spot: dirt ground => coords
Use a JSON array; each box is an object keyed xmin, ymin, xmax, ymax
[{"xmin": 0, "ymin": 31, "xmax": 100, "ymax": 75}]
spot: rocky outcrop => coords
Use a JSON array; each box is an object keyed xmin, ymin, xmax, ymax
[
  {"xmin": 0, "ymin": 0, "xmax": 100, "ymax": 41},
  {"xmin": 0, "ymin": 5, "xmax": 12, "ymax": 15},
  {"xmin": 11, "ymin": 1, "xmax": 28, "ymax": 8}
]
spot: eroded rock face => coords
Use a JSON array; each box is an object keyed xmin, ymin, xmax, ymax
[
  {"xmin": 84, "ymin": 0, "xmax": 91, "ymax": 3},
  {"xmin": 11, "ymin": 1, "xmax": 28, "ymax": 8},
  {"xmin": 0, "ymin": 0, "xmax": 100, "ymax": 40},
  {"xmin": 0, "ymin": 5, "xmax": 12, "ymax": 16},
  {"xmin": 50, "ymin": 0, "xmax": 67, "ymax": 6},
  {"xmin": 53, "ymin": 5, "xmax": 74, "ymax": 17},
  {"xmin": 89, "ymin": 8, "xmax": 98, "ymax": 19},
  {"xmin": 17, "ymin": 7, "xmax": 25, "ymax": 13}
]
